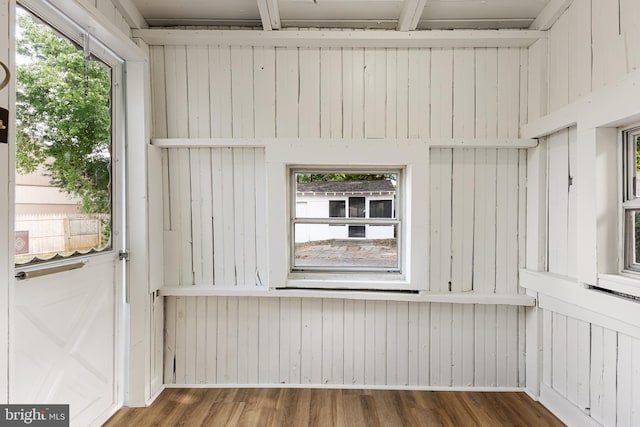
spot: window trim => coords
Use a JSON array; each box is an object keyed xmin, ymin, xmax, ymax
[
  {"xmin": 14, "ymin": 2, "xmax": 124, "ymax": 268},
  {"xmin": 290, "ymin": 167, "xmax": 402, "ymax": 274},
  {"xmin": 265, "ymin": 139, "xmax": 429, "ymax": 291},
  {"xmin": 622, "ymin": 126, "xmax": 640, "ymax": 273}
]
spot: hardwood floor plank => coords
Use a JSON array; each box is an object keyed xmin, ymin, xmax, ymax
[{"xmin": 104, "ymin": 388, "xmax": 565, "ymax": 427}]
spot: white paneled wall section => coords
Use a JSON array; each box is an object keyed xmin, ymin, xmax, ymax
[
  {"xmin": 149, "ymin": 43, "xmax": 530, "ymax": 387},
  {"xmin": 522, "ymin": 1, "xmax": 640, "ymax": 425}
]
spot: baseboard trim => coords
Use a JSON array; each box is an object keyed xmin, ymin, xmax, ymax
[
  {"xmin": 146, "ymin": 385, "xmax": 166, "ymax": 406},
  {"xmin": 524, "ymin": 387, "xmax": 540, "ymax": 401},
  {"xmin": 539, "ymin": 384, "xmax": 600, "ymax": 427},
  {"xmin": 163, "ymin": 383, "xmax": 525, "ymax": 392}
]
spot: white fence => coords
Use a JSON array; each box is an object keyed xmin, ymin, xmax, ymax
[{"xmin": 15, "ymin": 213, "xmax": 109, "ymax": 257}]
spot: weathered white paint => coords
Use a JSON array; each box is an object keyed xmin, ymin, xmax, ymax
[
  {"xmin": 151, "ymin": 41, "xmax": 529, "ymax": 388},
  {"xmin": 164, "ymin": 296, "xmax": 528, "ymax": 388},
  {"xmin": 522, "ymin": 269, "xmax": 640, "ymax": 425},
  {"xmin": 150, "ymin": 137, "xmax": 538, "ymax": 149},
  {"xmin": 134, "ymin": 28, "xmax": 545, "ymax": 49},
  {"xmin": 523, "ymin": 0, "xmax": 640, "ymax": 138}
]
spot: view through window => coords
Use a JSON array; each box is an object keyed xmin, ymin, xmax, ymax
[
  {"xmin": 14, "ymin": 6, "xmax": 112, "ymax": 265},
  {"xmin": 292, "ymin": 171, "xmax": 400, "ymax": 271}
]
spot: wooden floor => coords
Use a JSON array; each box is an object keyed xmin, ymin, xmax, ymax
[{"xmin": 104, "ymin": 388, "xmax": 564, "ymax": 426}]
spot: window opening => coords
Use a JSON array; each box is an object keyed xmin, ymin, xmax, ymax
[{"xmin": 292, "ymin": 170, "xmax": 400, "ymax": 272}]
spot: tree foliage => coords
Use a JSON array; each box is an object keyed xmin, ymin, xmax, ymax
[
  {"xmin": 297, "ymin": 173, "xmax": 394, "ymax": 183},
  {"xmin": 15, "ymin": 11, "xmax": 112, "ymax": 214}
]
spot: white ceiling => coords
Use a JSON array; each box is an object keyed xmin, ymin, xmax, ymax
[{"xmin": 131, "ymin": 0, "xmax": 552, "ymax": 30}]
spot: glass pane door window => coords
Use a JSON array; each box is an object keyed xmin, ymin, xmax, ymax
[{"xmin": 14, "ymin": 6, "xmax": 112, "ymax": 265}]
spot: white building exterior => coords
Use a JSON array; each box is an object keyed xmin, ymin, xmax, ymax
[{"xmin": 295, "ymin": 179, "xmax": 396, "ymax": 243}]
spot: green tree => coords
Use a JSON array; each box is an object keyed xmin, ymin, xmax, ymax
[
  {"xmin": 15, "ymin": 10, "xmax": 112, "ymax": 214},
  {"xmin": 297, "ymin": 173, "xmax": 394, "ymax": 183}
]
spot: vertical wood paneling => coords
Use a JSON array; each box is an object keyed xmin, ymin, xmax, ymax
[
  {"xmin": 184, "ymin": 297, "xmax": 197, "ymax": 384},
  {"xmin": 364, "ymin": 48, "xmax": 386, "ymax": 138},
  {"xmin": 547, "ymin": 130, "xmax": 569, "ymax": 276},
  {"xmin": 254, "ymin": 148, "xmax": 268, "ymax": 286},
  {"xmin": 157, "ymin": 45, "xmax": 530, "ymax": 391},
  {"xmin": 430, "ymin": 49, "xmax": 453, "ymax": 138},
  {"xmin": 552, "ymin": 312, "xmax": 568, "ymax": 396},
  {"xmin": 527, "ymin": 39, "xmax": 547, "ymax": 122},
  {"xmin": 548, "ymin": 11, "xmax": 569, "ymax": 112},
  {"xmin": 395, "ymin": 48, "xmax": 409, "ymax": 139},
  {"xmin": 407, "ymin": 49, "xmax": 430, "ymax": 138},
  {"xmin": 299, "ymin": 48, "xmax": 321, "ymax": 138},
  {"xmin": 237, "ymin": 298, "xmax": 260, "ymax": 383},
  {"xmin": 150, "ymin": 46, "xmax": 167, "ymax": 139},
  {"xmin": 164, "ymin": 297, "xmax": 177, "ymax": 383},
  {"xmin": 320, "ymin": 48, "xmax": 343, "ymax": 138},
  {"xmin": 591, "ymin": 0, "xmax": 626, "ymax": 92},
  {"xmin": 342, "ymin": 48, "xmax": 365, "ymax": 138},
  {"xmin": 280, "ymin": 298, "xmax": 302, "ymax": 384},
  {"xmin": 543, "ymin": 309, "xmax": 553, "ymax": 387},
  {"xmin": 253, "ymin": 47, "xmax": 276, "ymax": 138},
  {"xmin": 566, "ymin": 127, "xmax": 578, "ymax": 279},
  {"xmin": 259, "ymin": 298, "xmax": 280, "ymax": 384},
  {"xmin": 276, "ymin": 48, "xmax": 298, "ymax": 137},
  {"xmin": 497, "ymin": 48, "xmax": 520, "ymax": 138},
  {"xmin": 451, "ymin": 49, "xmax": 476, "ymax": 388},
  {"xmin": 590, "ymin": 325, "xmax": 617, "ymax": 427},
  {"xmin": 352, "ymin": 300, "xmax": 366, "ymax": 384},
  {"xmin": 620, "ymin": 0, "xmax": 640, "ymax": 74},
  {"xmin": 231, "ymin": 47, "xmax": 254, "ymax": 138},
  {"xmin": 567, "ymin": 0, "xmax": 591, "ymax": 102},
  {"xmin": 301, "ymin": 298, "xmax": 323, "ymax": 384},
  {"xmin": 209, "ymin": 46, "xmax": 232, "ymax": 137}
]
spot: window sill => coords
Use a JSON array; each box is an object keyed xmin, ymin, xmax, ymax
[
  {"xmin": 158, "ymin": 286, "xmax": 535, "ymax": 306},
  {"xmin": 597, "ymin": 273, "xmax": 640, "ymax": 299}
]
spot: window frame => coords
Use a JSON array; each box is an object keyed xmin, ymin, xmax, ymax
[
  {"xmin": 290, "ymin": 167, "xmax": 402, "ymax": 274},
  {"xmin": 622, "ymin": 126, "xmax": 640, "ymax": 272},
  {"xmin": 265, "ymin": 139, "xmax": 429, "ymax": 291},
  {"xmin": 14, "ymin": 1, "xmax": 124, "ymax": 267}
]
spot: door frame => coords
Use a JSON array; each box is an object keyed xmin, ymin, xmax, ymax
[
  {"xmin": 1, "ymin": 0, "xmax": 154, "ymax": 411},
  {"xmin": 0, "ymin": 0, "xmax": 14, "ymax": 405}
]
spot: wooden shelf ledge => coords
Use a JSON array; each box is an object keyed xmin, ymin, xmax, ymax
[{"xmin": 158, "ymin": 286, "xmax": 535, "ymax": 306}]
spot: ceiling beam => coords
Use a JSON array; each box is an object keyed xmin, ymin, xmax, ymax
[
  {"xmin": 257, "ymin": 0, "xmax": 281, "ymax": 30},
  {"xmin": 112, "ymin": 0, "xmax": 148, "ymax": 29},
  {"xmin": 529, "ymin": 0, "xmax": 574, "ymax": 30},
  {"xmin": 397, "ymin": 0, "xmax": 427, "ymax": 31},
  {"xmin": 133, "ymin": 28, "xmax": 545, "ymax": 48}
]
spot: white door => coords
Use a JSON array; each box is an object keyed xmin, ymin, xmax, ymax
[{"xmin": 8, "ymin": 2, "xmax": 125, "ymax": 425}]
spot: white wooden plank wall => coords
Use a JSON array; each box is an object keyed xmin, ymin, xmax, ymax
[
  {"xmin": 542, "ymin": 0, "xmax": 640, "ymax": 112},
  {"xmin": 161, "ymin": 146, "xmax": 267, "ymax": 288},
  {"xmin": 165, "ymin": 296, "xmax": 531, "ymax": 388},
  {"xmin": 152, "ymin": 43, "xmax": 529, "ymax": 387},
  {"xmin": 162, "ymin": 146, "xmax": 528, "ymax": 386},
  {"xmin": 542, "ymin": 309, "xmax": 640, "ymax": 427},
  {"xmin": 152, "ymin": 45, "xmax": 529, "ymax": 289},
  {"xmin": 151, "ymin": 45, "xmax": 527, "ymax": 140}
]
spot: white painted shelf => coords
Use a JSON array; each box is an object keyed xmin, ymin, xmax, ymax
[{"xmin": 158, "ymin": 286, "xmax": 536, "ymax": 306}]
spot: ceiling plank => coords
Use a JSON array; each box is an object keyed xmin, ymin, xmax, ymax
[
  {"xmin": 529, "ymin": 0, "xmax": 574, "ymax": 30},
  {"xmin": 257, "ymin": 0, "xmax": 281, "ymax": 30},
  {"xmin": 397, "ymin": 0, "xmax": 427, "ymax": 31},
  {"xmin": 112, "ymin": 0, "xmax": 148, "ymax": 29},
  {"xmin": 133, "ymin": 28, "xmax": 545, "ymax": 48}
]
